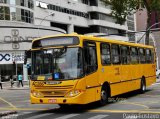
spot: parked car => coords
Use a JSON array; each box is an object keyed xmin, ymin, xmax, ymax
[{"xmin": 156, "ymin": 69, "xmax": 160, "ymax": 79}]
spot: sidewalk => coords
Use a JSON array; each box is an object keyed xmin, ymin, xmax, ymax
[{"xmin": 0, "ymin": 81, "xmax": 29, "ymax": 90}]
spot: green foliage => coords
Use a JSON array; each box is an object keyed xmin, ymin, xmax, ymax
[
  {"xmin": 101, "ymin": 0, "xmax": 160, "ymax": 25},
  {"xmin": 150, "ymin": 0, "xmax": 160, "ymax": 11}
]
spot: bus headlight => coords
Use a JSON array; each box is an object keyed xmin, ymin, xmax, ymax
[
  {"xmin": 32, "ymin": 90, "xmax": 42, "ymax": 97},
  {"xmin": 65, "ymin": 90, "xmax": 83, "ymax": 97}
]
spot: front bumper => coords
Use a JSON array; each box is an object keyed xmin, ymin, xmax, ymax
[{"xmin": 30, "ymin": 93, "xmax": 86, "ymax": 104}]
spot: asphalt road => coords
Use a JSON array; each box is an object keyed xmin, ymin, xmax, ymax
[{"xmin": 0, "ymin": 82, "xmax": 160, "ymax": 119}]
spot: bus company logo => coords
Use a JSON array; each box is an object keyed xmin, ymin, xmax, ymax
[
  {"xmin": 0, "ymin": 54, "xmax": 10, "ymax": 61},
  {"xmin": 32, "ymin": 81, "xmax": 44, "ymax": 87},
  {"xmin": 51, "ymin": 92, "xmax": 55, "ymax": 94}
]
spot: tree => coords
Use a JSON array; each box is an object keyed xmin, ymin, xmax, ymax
[{"xmin": 101, "ymin": 0, "xmax": 160, "ymax": 45}]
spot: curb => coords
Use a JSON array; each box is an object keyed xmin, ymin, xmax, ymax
[
  {"xmin": 0, "ymin": 111, "xmax": 17, "ymax": 117},
  {"xmin": 0, "ymin": 87, "xmax": 29, "ymax": 90},
  {"xmin": 7, "ymin": 88, "xmax": 29, "ymax": 90},
  {"xmin": 5, "ymin": 86, "xmax": 30, "ymax": 90}
]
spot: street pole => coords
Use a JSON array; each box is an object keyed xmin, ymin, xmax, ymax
[
  {"xmin": 14, "ymin": 52, "xmax": 18, "ymax": 85},
  {"xmin": 16, "ymin": 59, "xmax": 17, "ymax": 79},
  {"xmin": 38, "ymin": 13, "xmax": 54, "ymax": 37},
  {"xmin": 137, "ymin": 22, "xmax": 160, "ymax": 44}
]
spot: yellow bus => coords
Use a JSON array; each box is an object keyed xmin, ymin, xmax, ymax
[{"xmin": 25, "ymin": 33, "xmax": 156, "ymax": 107}]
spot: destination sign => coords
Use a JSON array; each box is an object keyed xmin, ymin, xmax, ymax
[{"xmin": 32, "ymin": 36, "xmax": 79, "ymax": 48}]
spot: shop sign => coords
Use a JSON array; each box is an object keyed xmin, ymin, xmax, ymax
[{"xmin": 0, "ymin": 52, "xmax": 24, "ymax": 64}]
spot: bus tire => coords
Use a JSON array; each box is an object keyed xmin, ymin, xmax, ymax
[
  {"xmin": 99, "ymin": 86, "xmax": 109, "ymax": 106},
  {"xmin": 140, "ymin": 78, "xmax": 146, "ymax": 93}
]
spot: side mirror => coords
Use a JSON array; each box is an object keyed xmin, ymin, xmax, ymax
[{"xmin": 24, "ymin": 50, "xmax": 31, "ymax": 64}]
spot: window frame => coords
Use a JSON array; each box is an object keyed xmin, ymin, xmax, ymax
[
  {"xmin": 130, "ymin": 47, "xmax": 139, "ymax": 64},
  {"xmin": 120, "ymin": 45, "xmax": 130, "ymax": 65},
  {"xmin": 146, "ymin": 49, "xmax": 152, "ymax": 63},
  {"xmin": 139, "ymin": 48, "xmax": 146, "ymax": 64},
  {"xmin": 100, "ymin": 43, "xmax": 111, "ymax": 65},
  {"xmin": 83, "ymin": 40, "xmax": 98, "ymax": 75},
  {"xmin": 111, "ymin": 44, "xmax": 121, "ymax": 65}
]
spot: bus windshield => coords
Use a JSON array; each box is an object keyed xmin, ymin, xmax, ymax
[{"xmin": 32, "ymin": 47, "xmax": 84, "ymax": 80}]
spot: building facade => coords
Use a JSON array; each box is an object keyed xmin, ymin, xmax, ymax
[
  {"xmin": 136, "ymin": 9, "xmax": 160, "ymax": 69},
  {"xmin": 0, "ymin": 0, "xmax": 135, "ymax": 80}
]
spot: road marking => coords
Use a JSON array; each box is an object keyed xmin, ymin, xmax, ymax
[
  {"xmin": 54, "ymin": 114, "xmax": 80, "ymax": 119},
  {"xmin": 24, "ymin": 113, "xmax": 53, "ymax": 119},
  {"xmin": 120, "ymin": 102, "xmax": 149, "ymax": 109},
  {"xmin": 142, "ymin": 95, "xmax": 160, "ymax": 98},
  {"xmin": 88, "ymin": 114, "xmax": 109, "ymax": 119},
  {"xmin": 0, "ymin": 97, "xmax": 17, "ymax": 109},
  {"xmin": 124, "ymin": 116, "xmax": 138, "ymax": 119},
  {"xmin": 89, "ymin": 109, "xmax": 160, "ymax": 114},
  {"xmin": 17, "ymin": 100, "xmax": 30, "ymax": 103},
  {"xmin": 0, "ymin": 107, "xmax": 48, "ymax": 111},
  {"xmin": 18, "ymin": 112, "xmax": 32, "ymax": 116},
  {"xmin": 21, "ymin": 112, "xmax": 32, "ymax": 114},
  {"xmin": 124, "ymin": 101, "xmax": 160, "ymax": 105}
]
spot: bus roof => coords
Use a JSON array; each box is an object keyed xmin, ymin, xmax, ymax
[{"xmin": 32, "ymin": 33, "xmax": 154, "ymax": 49}]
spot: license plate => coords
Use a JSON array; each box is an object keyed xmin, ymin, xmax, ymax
[
  {"xmin": 48, "ymin": 99, "xmax": 57, "ymax": 103},
  {"xmin": 46, "ymin": 81, "xmax": 61, "ymax": 85},
  {"xmin": 46, "ymin": 82, "xmax": 55, "ymax": 84}
]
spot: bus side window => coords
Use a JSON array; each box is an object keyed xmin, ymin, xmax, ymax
[
  {"xmin": 111, "ymin": 44, "xmax": 121, "ymax": 64},
  {"xmin": 139, "ymin": 48, "xmax": 146, "ymax": 64},
  {"xmin": 146, "ymin": 49, "xmax": 152, "ymax": 63},
  {"xmin": 121, "ymin": 46, "xmax": 130, "ymax": 64},
  {"xmin": 130, "ymin": 47, "xmax": 139, "ymax": 64},
  {"xmin": 100, "ymin": 43, "xmax": 111, "ymax": 65},
  {"xmin": 83, "ymin": 41, "xmax": 98, "ymax": 74},
  {"xmin": 151, "ymin": 49, "xmax": 155, "ymax": 63}
]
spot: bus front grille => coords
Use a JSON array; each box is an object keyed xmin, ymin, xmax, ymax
[
  {"xmin": 36, "ymin": 85, "xmax": 74, "ymax": 97},
  {"xmin": 41, "ymin": 90, "xmax": 68, "ymax": 97}
]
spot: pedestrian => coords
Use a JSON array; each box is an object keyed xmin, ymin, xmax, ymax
[
  {"xmin": 10, "ymin": 75, "xmax": 14, "ymax": 88},
  {"xmin": 0, "ymin": 75, "xmax": 3, "ymax": 89},
  {"xmin": 18, "ymin": 74, "xmax": 23, "ymax": 87}
]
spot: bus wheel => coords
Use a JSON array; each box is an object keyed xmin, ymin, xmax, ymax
[
  {"xmin": 99, "ymin": 86, "xmax": 108, "ymax": 106},
  {"xmin": 140, "ymin": 78, "xmax": 146, "ymax": 93}
]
